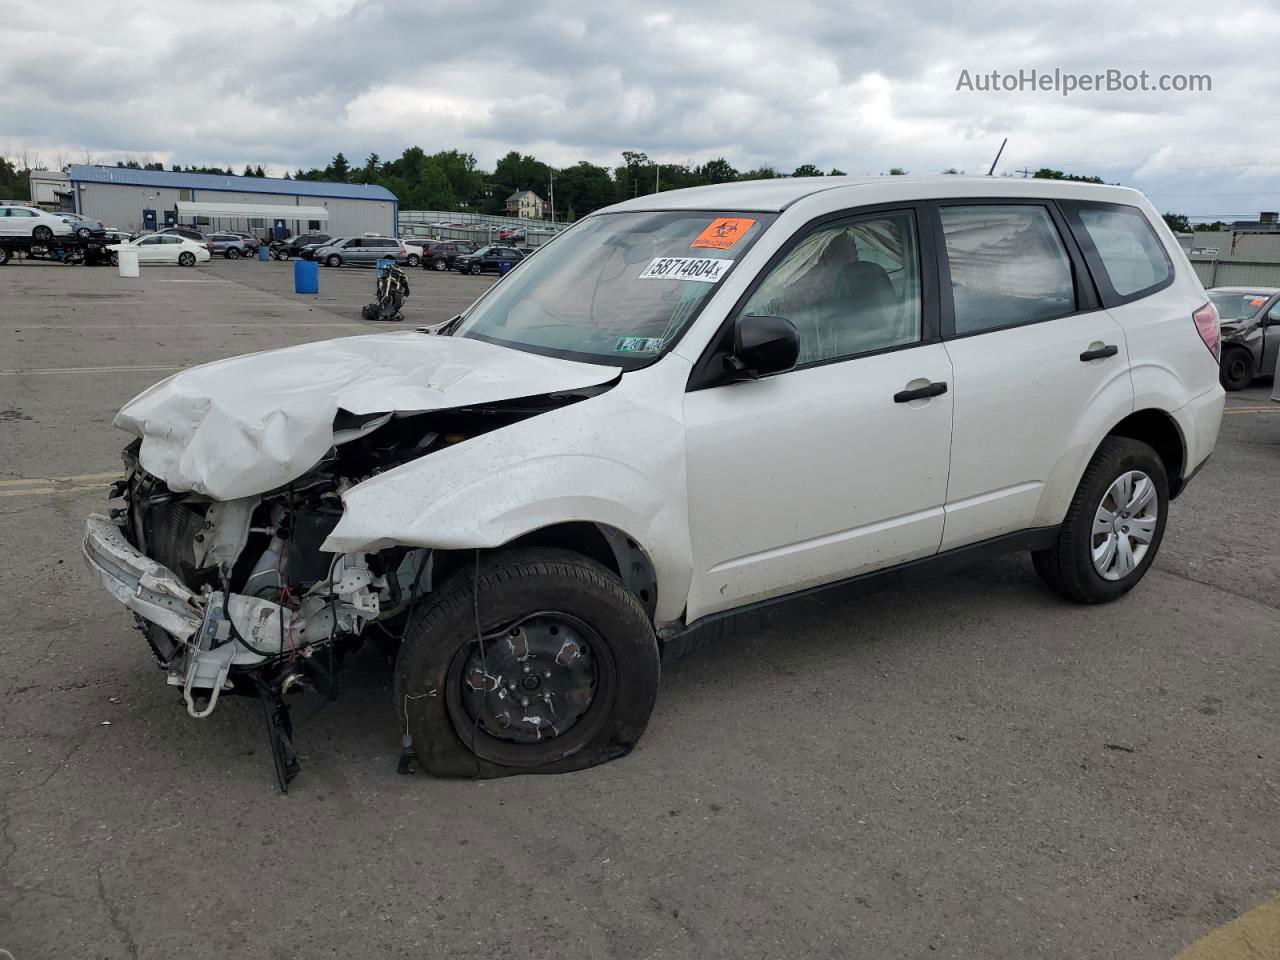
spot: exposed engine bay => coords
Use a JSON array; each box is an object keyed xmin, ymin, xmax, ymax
[{"xmin": 85, "ymin": 388, "xmax": 608, "ymax": 791}]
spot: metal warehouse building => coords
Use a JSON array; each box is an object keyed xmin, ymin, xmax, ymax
[{"xmin": 68, "ymin": 165, "xmax": 398, "ymax": 238}]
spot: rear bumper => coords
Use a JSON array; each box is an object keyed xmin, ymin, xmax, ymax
[
  {"xmin": 1171, "ymin": 384, "xmax": 1226, "ymax": 486},
  {"xmin": 82, "ymin": 514, "xmax": 203, "ymax": 640}
]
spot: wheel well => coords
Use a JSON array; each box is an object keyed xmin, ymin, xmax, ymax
[
  {"xmin": 1107, "ymin": 409, "xmax": 1187, "ymax": 497},
  {"xmin": 433, "ymin": 523, "xmax": 659, "ymax": 621}
]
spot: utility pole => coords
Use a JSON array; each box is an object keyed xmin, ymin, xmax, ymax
[
  {"xmin": 656, "ymin": 164, "xmax": 660, "ymax": 193},
  {"xmin": 1016, "ymin": 167, "xmax": 1034, "ymax": 178},
  {"xmin": 548, "ymin": 172, "xmax": 555, "ymax": 225}
]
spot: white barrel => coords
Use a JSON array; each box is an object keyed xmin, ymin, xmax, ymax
[{"xmin": 117, "ymin": 250, "xmax": 139, "ymax": 278}]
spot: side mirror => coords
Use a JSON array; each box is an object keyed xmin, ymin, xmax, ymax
[
  {"xmin": 725, "ymin": 315, "xmax": 800, "ymax": 380},
  {"xmin": 1269, "ymin": 305, "xmax": 1280, "ymax": 325}
]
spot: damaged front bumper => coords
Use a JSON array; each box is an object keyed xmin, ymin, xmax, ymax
[{"xmin": 83, "ymin": 511, "xmax": 391, "ymax": 720}]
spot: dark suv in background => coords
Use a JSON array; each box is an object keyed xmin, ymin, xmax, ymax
[
  {"xmin": 270, "ymin": 233, "xmax": 331, "ymax": 260},
  {"xmin": 454, "ymin": 245, "xmax": 524, "ymax": 275},
  {"xmin": 422, "ymin": 240, "xmax": 478, "ymax": 271}
]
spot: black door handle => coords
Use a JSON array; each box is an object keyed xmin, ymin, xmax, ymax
[
  {"xmin": 1080, "ymin": 344, "xmax": 1119, "ymax": 361},
  {"xmin": 894, "ymin": 381, "xmax": 948, "ymax": 403}
]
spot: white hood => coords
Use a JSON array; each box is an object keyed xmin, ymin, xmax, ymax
[{"xmin": 115, "ymin": 333, "xmax": 620, "ymax": 500}]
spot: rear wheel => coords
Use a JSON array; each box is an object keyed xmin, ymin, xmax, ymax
[
  {"xmin": 406, "ymin": 254, "xmax": 420, "ymax": 267},
  {"xmin": 33, "ymin": 225, "xmax": 53, "ymax": 241},
  {"xmin": 225, "ymin": 247, "xmax": 241, "ymax": 260},
  {"xmin": 178, "ymin": 251, "xmax": 196, "ymax": 267},
  {"xmin": 1220, "ymin": 346, "xmax": 1254, "ymax": 391},
  {"xmin": 75, "ymin": 226, "xmax": 93, "ymax": 240},
  {"xmin": 0, "ymin": 246, "xmax": 10, "ymax": 266},
  {"xmin": 109, "ymin": 251, "xmax": 119, "ymax": 266},
  {"xmin": 395, "ymin": 548, "xmax": 660, "ymax": 778},
  {"xmin": 273, "ymin": 249, "xmax": 289, "ymax": 261},
  {"xmin": 434, "ymin": 259, "xmax": 447, "ymax": 271},
  {"xmin": 1033, "ymin": 436, "xmax": 1168, "ymax": 603}
]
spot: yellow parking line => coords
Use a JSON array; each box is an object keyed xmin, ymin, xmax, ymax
[
  {"xmin": 0, "ymin": 363, "xmax": 184, "ymax": 376},
  {"xmin": 0, "ymin": 472, "xmax": 119, "ymax": 488},
  {"xmin": 0, "ymin": 483, "xmax": 109, "ymax": 498},
  {"xmin": 1174, "ymin": 894, "xmax": 1280, "ymax": 959},
  {"xmin": 1224, "ymin": 406, "xmax": 1280, "ymax": 414}
]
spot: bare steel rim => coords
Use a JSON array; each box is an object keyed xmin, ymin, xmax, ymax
[{"xmin": 1091, "ymin": 469, "xmax": 1158, "ymax": 581}]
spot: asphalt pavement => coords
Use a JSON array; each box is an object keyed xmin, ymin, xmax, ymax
[{"xmin": 0, "ymin": 257, "xmax": 1276, "ymax": 959}]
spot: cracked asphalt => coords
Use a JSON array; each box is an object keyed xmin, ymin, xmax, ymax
[{"xmin": 1, "ymin": 258, "xmax": 1277, "ymax": 959}]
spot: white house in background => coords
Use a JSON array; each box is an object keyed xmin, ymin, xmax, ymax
[{"xmin": 505, "ymin": 189, "xmax": 546, "ymax": 220}]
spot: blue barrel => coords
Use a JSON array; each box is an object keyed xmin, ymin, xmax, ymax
[
  {"xmin": 498, "ymin": 260, "xmax": 514, "ymax": 276},
  {"xmin": 375, "ymin": 257, "xmax": 395, "ymax": 277},
  {"xmin": 258, "ymin": 244, "xmax": 269, "ymax": 261},
  {"xmin": 294, "ymin": 258, "xmax": 319, "ymax": 295}
]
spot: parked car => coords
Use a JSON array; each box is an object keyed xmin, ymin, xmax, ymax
[
  {"xmin": 1207, "ymin": 286, "xmax": 1280, "ymax": 389},
  {"xmin": 158, "ymin": 226, "xmax": 210, "ymax": 244},
  {"xmin": 396, "ymin": 239, "xmax": 427, "ymax": 268},
  {"xmin": 82, "ymin": 177, "xmax": 1224, "ymax": 788},
  {"xmin": 313, "ymin": 235, "xmax": 404, "ymax": 267},
  {"xmin": 271, "ymin": 233, "xmax": 331, "ymax": 260},
  {"xmin": 0, "ymin": 204, "xmax": 75, "ymax": 240},
  {"xmin": 101, "ymin": 229, "xmax": 132, "ymax": 245},
  {"xmin": 454, "ymin": 244, "xmax": 524, "ymax": 274},
  {"xmin": 57, "ymin": 212, "xmax": 108, "ymax": 240},
  {"xmin": 208, "ymin": 233, "xmax": 254, "ymax": 260},
  {"xmin": 421, "ymin": 240, "xmax": 477, "ymax": 271},
  {"xmin": 106, "ymin": 233, "xmax": 211, "ymax": 267},
  {"xmin": 225, "ymin": 231, "xmax": 262, "ymax": 253}
]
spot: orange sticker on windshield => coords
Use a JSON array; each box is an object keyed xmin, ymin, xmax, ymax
[{"xmin": 691, "ymin": 218, "xmax": 756, "ymax": 250}]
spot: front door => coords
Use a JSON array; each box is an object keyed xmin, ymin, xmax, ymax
[
  {"xmin": 684, "ymin": 206, "xmax": 953, "ymax": 621},
  {"xmin": 934, "ymin": 201, "xmax": 1133, "ymax": 549}
]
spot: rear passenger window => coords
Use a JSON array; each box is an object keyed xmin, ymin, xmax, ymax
[
  {"xmin": 739, "ymin": 208, "xmax": 922, "ymax": 365},
  {"xmin": 1072, "ymin": 203, "xmax": 1172, "ymax": 298},
  {"xmin": 939, "ymin": 205, "xmax": 1075, "ymax": 334}
]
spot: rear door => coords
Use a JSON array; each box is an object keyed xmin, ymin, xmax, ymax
[
  {"xmin": 1264, "ymin": 297, "xmax": 1280, "ymax": 376},
  {"xmin": 0, "ymin": 208, "xmax": 12, "ymax": 237},
  {"xmin": 934, "ymin": 200, "xmax": 1133, "ymax": 549}
]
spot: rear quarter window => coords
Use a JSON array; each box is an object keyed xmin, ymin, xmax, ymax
[{"xmin": 1063, "ymin": 201, "xmax": 1173, "ymax": 303}]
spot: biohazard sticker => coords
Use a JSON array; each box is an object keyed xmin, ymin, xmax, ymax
[
  {"xmin": 638, "ymin": 256, "xmax": 732, "ymax": 283},
  {"xmin": 691, "ymin": 217, "xmax": 756, "ymax": 250}
]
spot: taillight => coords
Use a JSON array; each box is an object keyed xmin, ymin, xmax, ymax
[{"xmin": 1193, "ymin": 301, "xmax": 1220, "ymax": 360}]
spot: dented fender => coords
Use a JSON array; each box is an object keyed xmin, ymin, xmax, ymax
[{"xmin": 325, "ymin": 358, "xmax": 695, "ymax": 625}]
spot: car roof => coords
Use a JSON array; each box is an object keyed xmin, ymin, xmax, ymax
[
  {"xmin": 600, "ymin": 175, "xmax": 1147, "ymax": 214},
  {"xmin": 1209, "ymin": 286, "xmax": 1280, "ymax": 294}
]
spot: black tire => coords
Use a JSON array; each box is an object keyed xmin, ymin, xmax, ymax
[
  {"xmin": 470, "ymin": 263, "xmax": 482, "ymax": 275},
  {"xmin": 225, "ymin": 248, "xmax": 240, "ymax": 260},
  {"xmin": 109, "ymin": 251, "xmax": 118, "ymax": 266},
  {"xmin": 33, "ymin": 225, "xmax": 53, "ymax": 241},
  {"xmin": 178, "ymin": 251, "xmax": 196, "ymax": 267},
  {"xmin": 406, "ymin": 254, "xmax": 420, "ymax": 267},
  {"xmin": 274, "ymin": 250, "xmax": 289, "ymax": 261},
  {"xmin": 75, "ymin": 226, "xmax": 93, "ymax": 240},
  {"xmin": 395, "ymin": 548, "xmax": 660, "ymax": 778},
  {"xmin": 326, "ymin": 254, "xmax": 342, "ymax": 267},
  {"xmin": 1220, "ymin": 346, "xmax": 1254, "ymax": 391},
  {"xmin": 0, "ymin": 246, "xmax": 10, "ymax": 266},
  {"xmin": 1032, "ymin": 436, "xmax": 1169, "ymax": 604},
  {"xmin": 433, "ymin": 259, "xmax": 447, "ymax": 271}
]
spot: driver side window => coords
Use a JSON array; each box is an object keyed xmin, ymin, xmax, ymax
[{"xmin": 739, "ymin": 209, "xmax": 922, "ymax": 366}]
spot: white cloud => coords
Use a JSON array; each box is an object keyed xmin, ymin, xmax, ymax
[{"xmin": 2, "ymin": 0, "xmax": 1278, "ymax": 217}]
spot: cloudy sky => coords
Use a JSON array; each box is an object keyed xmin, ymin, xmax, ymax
[{"xmin": 5, "ymin": 0, "xmax": 1279, "ymax": 221}]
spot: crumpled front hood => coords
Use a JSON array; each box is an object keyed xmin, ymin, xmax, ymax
[{"xmin": 115, "ymin": 333, "xmax": 620, "ymax": 500}]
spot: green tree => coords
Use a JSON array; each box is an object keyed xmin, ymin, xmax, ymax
[
  {"xmin": 555, "ymin": 161, "xmax": 615, "ymax": 219},
  {"xmin": 739, "ymin": 166, "xmax": 781, "ymax": 180},
  {"xmin": 1032, "ymin": 168, "xmax": 1103, "ymax": 184},
  {"xmin": 327, "ymin": 152, "xmax": 350, "ymax": 182},
  {"xmin": 1162, "ymin": 212, "xmax": 1192, "ymax": 234},
  {"xmin": 696, "ymin": 157, "xmax": 738, "ymax": 183},
  {"xmin": 792, "ymin": 164, "xmax": 823, "ymax": 177},
  {"xmin": 828, "ymin": 167, "xmax": 847, "ymax": 176},
  {"xmin": 888, "ymin": 167, "xmax": 908, "ymax": 175}
]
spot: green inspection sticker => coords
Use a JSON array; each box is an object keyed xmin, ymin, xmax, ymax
[{"xmin": 615, "ymin": 336, "xmax": 664, "ymax": 353}]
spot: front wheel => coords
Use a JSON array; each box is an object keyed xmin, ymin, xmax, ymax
[
  {"xmin": 470, "ymin": 263, "xmax": 482, "ymax": 275},
  {"xmin": 395, "ymin": 548, "xmax": 660, "ymax": 778},
  {"xmin": 326, "ymin": 254, "xmax": 342, "ymax": 267},
  {"xmin": 75, "ymin": 226, "xmax": 92, "ymax": 240},
  {"xmin": 178, "ymin": 251, "xmax": 196, "ymax": 267},
  {"xmin": 273, "ymin": 250, "xmax": 289, "ymax": 261},
  {"xmin": 1033, "ymin": 436, "xmax": 1168, "ymax": 604},
  {"xmin": 1220, "ymin": 347, "xmax": 1255, "ymax": 391},
  {"xmin": 109, "ymin": 251, "xmax": 118, "ymax": 266},
  {"xmin": 225, "ymin": 248, "xmax": 241, "ymax": 260},
  {"xmin": 406, "ymin": 254, "xmax": 420, "ymax": 267},
  {"xmin": 433, "ymin": 259, "xmax": 447, "ymax": 271},
  {"xmin": 0, "ymin": 246, "xmax": 11, "ymax": 266}
]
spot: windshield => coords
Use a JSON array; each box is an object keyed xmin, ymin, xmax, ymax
[
  {"xmin": 1210, "ymin": 291, "xmax": 1272, "ymax": 321},
  {"xmin": 453, "ymin": 210, "xmax": 775, "ymax": 365}
]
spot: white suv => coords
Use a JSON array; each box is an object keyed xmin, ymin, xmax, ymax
[
  {"xmin": 83, "ymin": 177, "xmax": 1224, "ymax": 789},
  {"xmin": 0, "ymin": 204, "xmax": 76, "ymax": 239}
]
